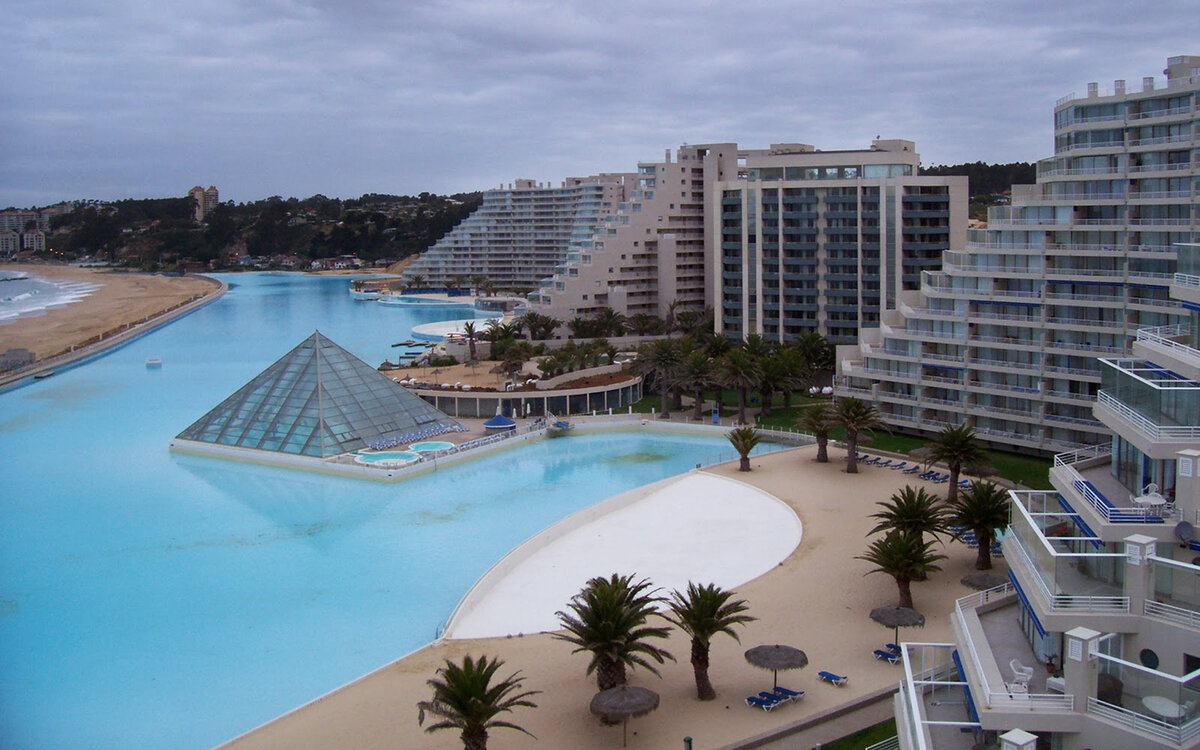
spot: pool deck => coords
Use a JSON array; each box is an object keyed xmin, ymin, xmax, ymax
[{"xmin": 221, "ymin": 444, "xmax": 1008, "ymax": 750}]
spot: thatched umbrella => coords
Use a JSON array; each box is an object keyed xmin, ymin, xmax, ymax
[
  {"xmin": 963, "ymin": 464, "xmax": 999, "ymax": 480},
  {"xmin": 908, "ymin": 446, "xmax": 933, "ymax": 468},
  {"xmin": 961, "ymin": 572, "xmax": 1008, "ymax": 591},
  {"xmin": 869, "ymin": 605, "xmax": 925, "ymax": 645},
  {"xmin": 743, "ymin": 644, "xmax": 809, "ymax": 690},
  {"xmin": 589, "ymin": 686, "xmax": 659, "ymax": 748}
]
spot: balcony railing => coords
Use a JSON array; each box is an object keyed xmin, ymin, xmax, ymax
[
  {"xmin": 1136, "ymin": 323, "xmax": 1197, "ymax": 361},
  {"xmin": 1176, "ymin": 272, "xmax": 1200, "ymax": 289},
  {"xmin": 1088, "ymin": 699, "xmax": 1200, "ymax": 744},
  {"xmin": 1144, "ymin": 600, "xmax": 1200, "ymax": 630},
  {"xmin": 953, "ymin": 587, "xmax": 1076, "ymax": 711},
  {"xmin": 1097, "ymin": 390, "xmax": 1200, "ymax": 441}
]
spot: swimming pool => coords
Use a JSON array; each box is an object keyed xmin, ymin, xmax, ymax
[
  {"xmin": 408, "ymin": 440, "xmax": 455, "ymax": 452},
  {"xmin": 0, "ymin": 273, "xmax": 782, "ymax": 750},
  {"xmin": 353, "ymin": 450, "xmax": 421, "ymax": 466}
]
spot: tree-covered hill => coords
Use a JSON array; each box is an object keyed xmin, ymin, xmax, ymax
[
  {"xmin": 919, "ymin": 161, "xmax": 1036, "ymax": 198},
  {"xmin": 41, "ymin": 191, "xmax": 482, "ymax": 270}
]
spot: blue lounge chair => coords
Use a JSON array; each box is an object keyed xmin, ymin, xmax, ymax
[
  {"xmin": 746, "ymin": 694, "xmax": 781, "ymax": 711},
  {"xmin": 903, "ymin": 464, "xmax": 922, "ymax": 474},
  {"xmin": 887, "ymin": 643, "xmax": 901, "ymax": 654},
  {"xmin": 774, "ymin": 686, "xmax": 804, "ymax": 701},
  {"xmin": 760, "ymin": 690, "xmax": 791, "ymax": 704},
  {"xmin": 818, "ymin": 671, "xmax": 848, "ymax": 686},
  {"xmin": 890, "ymin": 461, "xmax": 908, "ymax": 471},
  {"xmin": 874, "ymin": 649, "xmax": 901, "ymax": 665},
  {"xmin": 877, "ymin": 459, "xmax": 894, "ymax": 468}
]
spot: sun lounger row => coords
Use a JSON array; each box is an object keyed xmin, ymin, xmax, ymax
[{"xmin": 745, "ymin": 686, "xmax": 804, "ymax": 711}]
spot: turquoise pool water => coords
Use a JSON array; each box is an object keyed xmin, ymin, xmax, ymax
[
  {"xmin": 0, "ymin": 273, "xmax": 778, "ymax": 750},
  {"xmin": 353, "ymin": 450, "xmax": 421, "ymax": 465},
  {"xmin": 408, "ymin": 440, "xmax": 455, "ymax": 452}
]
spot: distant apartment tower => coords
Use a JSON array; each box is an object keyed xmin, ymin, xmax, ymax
[
  {"xmin": 837, "ymin": 56, "xmax": 1200, "ymax": 454},
  {"xmin": 189, "ymin": 185, "xmax": 219, "ymax": 222},
  {"xmin": 0, "ymin": 209, "xmax": 42, "ymax": 233},
  {"xmin": 0, "ymin": 229, "xmax": 19, "ymax": 258},
  {"xmin": 530, "ymin": 143, "xmax": 740, "ymax": 319},
  {"xmin": 714, "ymin": 140, "xmax": 967, "ymax": 344},
  {"xmin": 401, "ymin": 175, "xmax": 629, "ymax": 291}
]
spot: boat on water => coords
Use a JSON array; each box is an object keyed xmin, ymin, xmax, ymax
[
  {"xmin": 146, "ymin": 357, "xmax": 163, "ymax": 368},
  {"xmin": 546, "ymin": 419, "xmax": 572, "ymax": 437}
]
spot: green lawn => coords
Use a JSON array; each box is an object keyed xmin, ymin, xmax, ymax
[
  {"xmin": 627, "ymin": 391, "xmax": 1054, "ymax": 489},
  {"xmin": 821, "ymin": 718, "xmax": 897, "ymax": 749}
]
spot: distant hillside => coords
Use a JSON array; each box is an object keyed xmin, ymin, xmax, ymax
[
  {"xmin": 919, "ymin": 161, "xmax": 1036, "ymax": 199},
  {"xmin": 40, "ymin": 191, "xmax": 482, "ymax": 271}
]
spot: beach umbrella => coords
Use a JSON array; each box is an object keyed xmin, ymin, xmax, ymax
[
  {"xmin": 869, "ymin": 606, "xmax": 925, "ymax": 645},
  {"xmin": 589, "ymin": 686, "xmax": 659, "ymax": 748},
  {"xmin": 743, "ymin": 644, "xmax": 808, "ymax": 690},
  {"xmin": 960, "ymin": 572, "xmax": 1008, "ymax": 591}
]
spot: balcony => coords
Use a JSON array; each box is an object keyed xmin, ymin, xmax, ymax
[
  {"xmin": 1095, "ymin": 389, "xmax": 1200, "ymax": 446},
  {"xmin": 1086, "ymin": 639, "xmax": 1200, "ymax": 745},
  {"xmin": 1051, "ymin": 446, "xmax": 1174, "ymax": 528},
  {"xmin": 1133, "ymin": 324, "xmax": 1200, "ymax": 381}
]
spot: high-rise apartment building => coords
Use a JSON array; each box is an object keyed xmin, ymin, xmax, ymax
[
  {"xmin": 189, "ymin": 185, "xmax": 219, "ymax": 222},
  {"xmin": 529, "ymin": 143, "xmax": 740, "ymax": 319},
  {"xmin": 892, "ymin": 242, "xmax": 1200, "ymax": 750},
  {"xmin": 714, "ymin": 140, "xmax": 966, "ymax": 344},
  {"xmin": 401, "ymin": 175, "xmax": 629, "ymax": 291},
  {"xmin": 837, "ymin": 57, "xmax": 1200, "ymax": 454}
]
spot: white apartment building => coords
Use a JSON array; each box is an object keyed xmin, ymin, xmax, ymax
[
  {"xmin": 837, "ymin": 57, "xmax": 1200, "ymax": 454},
  {"xmin": 188, "ymin": 185, "xmax": 219, "ymax": 222},
  {"xmin": 714, "ymin": 141, "xmax": 967, "ymax": 345},
  {"xmin": 529, "ymin": 143, "xmax": 740, "ymax": 320},
  {"xmin": 893, "ymin": 242, "xmax": 1200, "ymax": 750},
  {"xmin": 401, "ymin": 175, "xmax": 629, "ymax": 292}
]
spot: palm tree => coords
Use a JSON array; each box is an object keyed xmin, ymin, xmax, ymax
[
  {"xmin": 417, "ymin": 655, "xmax": 540, "ymax": 750},
  {"xmin": 462, "ymin": 321, "xmax": 478, "ymax": 361},
  {"xmin": 594, "ymin": 307, "xmax": 627, "ymax": 337},
  {"xmin": 857, "ymin": 531, "xmax": 947, "ymax": 610},
  {"xmin": 555, "ymin": 574, "xmax": 674, "ymax": 691},
  {"xmin": 796, "ymin": 403, "xmax": 834, "ymax": 463},
  {"xmin": 923, "ymin": 424, "xmax": 988, "ymax": 504},
  {"xmin": 792, "ymin": 331, "xmax": 834, "ymax": 387},
  {"xmin": 758, "ymin": 352, "xmax": 791, "ymax": 418},
  {"xmin": 869, "ymin": 486, "xmax": 948, "ymax": 543},
  {"xmin": 726, "ymin": 426, "xmax": 761, "ymax": 471},
  {"xmin": 834, "ymin": 397, "xmax": 883, "ymax": 474},
  {"xmin": 680, "ymin": 350, "xmax": 715, "ymax": 421},
  {"xmin": 946, "ymin": 481, "xmax": 1011, "ymax": 571},
  {"xmin": 663, "ymin": 582, "xmax": 756, "ymax": 700},
  {"xmin": 637, "ymin": 339, "xmax": 683, "ymax": 417},
  {"xmin": 775, "ymin": 346, "xmax": 806, "ymax": 408},
  {"xmin": 407, "ymin": 274, "xmax": 427, "ymax": 291},
  {"xmin": 717, "ymin": 349, "xmax": 763, "ymax": 425},
  {"xmin": 522, "ymin": 311, "xmax": 560, "ymax": 340},
  {"xmin": 627, "ymin": 312, "xmax": 663, "ymax": 336}
]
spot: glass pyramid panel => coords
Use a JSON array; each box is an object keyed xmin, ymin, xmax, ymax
[{"xmin": 177, "ymin": 331, "xmax": 461, "ymax": 457}]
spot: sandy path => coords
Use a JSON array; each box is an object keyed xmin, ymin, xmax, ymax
[
  {"xmin": 221, "ymin": 446, "xmax": 1006, "ymax": 750},
  {"xmin": 0, "ymin": 264, "xmax": 218, "ymax": 361}
]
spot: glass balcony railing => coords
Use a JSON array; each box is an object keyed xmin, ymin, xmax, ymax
[
  {"xmin": 1089, "ymin": 641, "xmax": 1200, "ymax": 744},
  {"xmin": 1008, "ymin": 491, "xmax": 1129, "ymax": 611}
]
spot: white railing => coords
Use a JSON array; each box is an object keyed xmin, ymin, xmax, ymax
[
  {"xmin": 1136, "ymin": 324, "xmax": 1197, "ymax": 361},
  {"xmin": 1097, "ymin": 390, "xmax": 1200, "ymax": 441},
  {"xmin": 1175, "ymin": 272, "xmax": 1200, "ymax": 289},
  {"xmin": 1088, "ymin": 698, "xmax": 1200, "ymax": 744},
  {"xmin": 953, "ymin": 589, "xmax": 1076, "ymax": 711},
  {"xmin": 1144, "ymin": 600, "xmax": 1200, "ymax": 630}
]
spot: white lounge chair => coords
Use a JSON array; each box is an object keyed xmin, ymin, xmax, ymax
[{"xmin": 1009, "ymin": 658, "xmax": 1034, "ymax": 687}]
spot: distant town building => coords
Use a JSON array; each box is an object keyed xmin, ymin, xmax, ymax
[
  {"xmin": 188, "ymin": 185, "xmax": 220, "ymax": 222},
  {"xmin": 0, "ymin": 209, "xmax": 42, "ymax": 232},
  {"xmin": 0, "ymin": 229, "xmax": 19, "ymax": 258},
  {"xmin": 20, "ymin": 230, "xmax": 45, "ymax": 253}
]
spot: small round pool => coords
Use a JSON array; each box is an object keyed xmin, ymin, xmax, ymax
[
  {"xmin": 353, "ymin": 450, "xmax": 421, "ymax": 467},
  {"xmin": 409, "ymin": 441, "xmax": 455, "ymax": 452}
]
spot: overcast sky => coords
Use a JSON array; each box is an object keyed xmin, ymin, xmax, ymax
[{"xmin": 1, "ymin": 1, "xmax": 1195, "ymax": 208}]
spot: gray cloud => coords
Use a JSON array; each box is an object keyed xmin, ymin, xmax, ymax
[{"xmin": 2, "ymin": 0, "xmax": 1195, "ymax": 206}]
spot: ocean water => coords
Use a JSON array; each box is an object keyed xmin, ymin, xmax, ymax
[
  {"xmin": 0, "ymin": 269, "xmax": 101, "ymax": 324},
  {"xmin": 0, "ymin": 273, "xmax": 775, "ymax": 749}
]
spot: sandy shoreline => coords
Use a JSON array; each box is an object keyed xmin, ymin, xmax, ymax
[
  {"xmin": 222, "ymin": 446, "xmax": 1006, "ymax": 750},
  {"xmin": 0, "ymin": 263, "xmax": 220, "ymax": 362}
]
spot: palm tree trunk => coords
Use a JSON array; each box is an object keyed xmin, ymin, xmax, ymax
[
  {"xmin": 462, "ymin": 727, "xmax": 488, "ymax": 750},
  {"xmin": 946, "ymin": 465, "xmax": 960, "ymax": 503},
  {"xmin": 975, "ymin": 526, "xmax": 992, "ymax": 570},
  {"xmin": 659, "ymin": 386, "xmax": 670, "ymax": 418},
  {"xmin": 845, "ymin": 431, "xmax": 859, "ymax": 473},
  {"xmin": 897, "ymin": 578, "xmax": 914, "ymax": 609},
  {"xmin": 739, "ymin": 454, "xmax": 751, "ymax": 472},
  {"xmin": 815, "ymin": 436, "xmax": 828, "ymax": 463},
  {"xmin": 737, "ymin": 388, "xmax": 747, "ymax": 424},
  {"xmin": 761, "ymin": 387, "xmax": 773, "ymax": 417},
  {"xmin": 783, "ymin": 391, "xmax": 793, "ymax": 408},
  {"xmin": 691, "ymin": 639, "xmax": 716, "ymax": 700},
  {"xmin": 692, "ymin": 388, "xmax": 704, "ymax": 421},
  {"xmin": 598, "ymin": 658, "xmax": 626, "ymax": 690}
]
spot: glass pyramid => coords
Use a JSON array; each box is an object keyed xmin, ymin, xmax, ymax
[{"xmin": 177, "ymin": 331, "xmax": 461, "ymax": 457}]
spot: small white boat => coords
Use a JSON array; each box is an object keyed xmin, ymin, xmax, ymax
[{"xmin": 146, "ymin": 357, "xmax": 163, "ymax": 368}]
